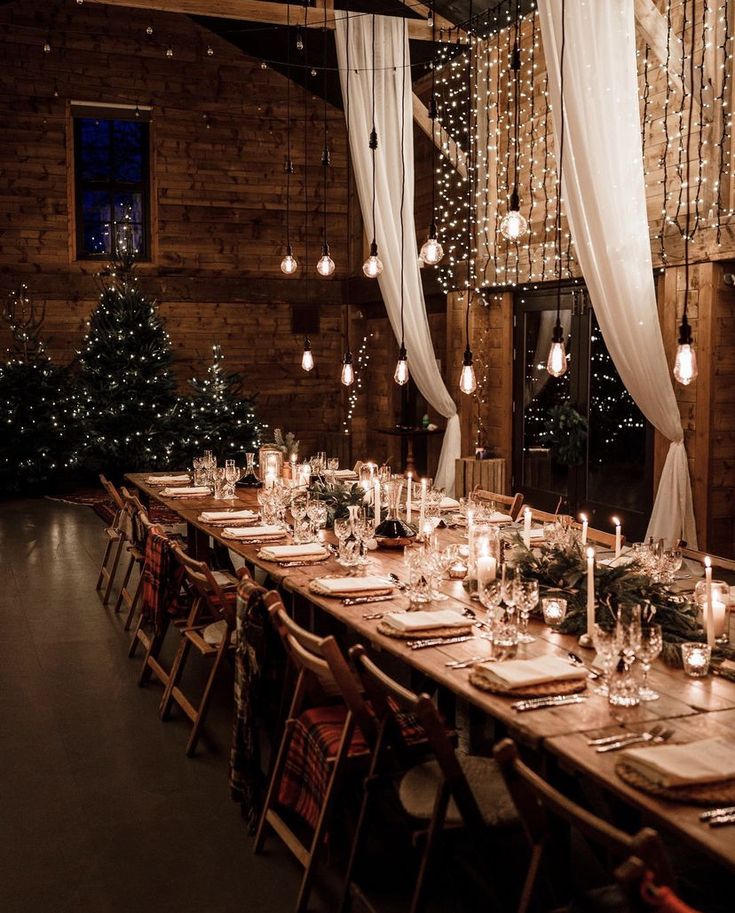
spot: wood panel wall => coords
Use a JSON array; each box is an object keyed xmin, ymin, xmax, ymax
[{"xmin": 0, "ymin": 0, "xmax": 351, "ymax": 457}]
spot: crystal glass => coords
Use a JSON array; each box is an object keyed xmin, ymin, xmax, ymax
[
  {"xmin": 638, "ymin": 624, "xmax": 663, "ymax": 701},
  {"xmin": 224, "ymin": 459, "xmax": 239, "ymax": 499},
  {"xmin": 257, "ymin": 487, "xmax": 280, "ymax": 526},
  {"xmin": 193, "ymin": 455, "xmax": 205, "ymax": 487},
  {"xmin": 542, "ymin": 597, "xmax": 567, "ymax": 626},
  {"xmin": 501, "ymin": 566, "xmax": 519, "ymax": 619},
  {"xmin": 478, "ymin": 579, "xmax": 505, "ymax": 636},
  {"xmin": 615, "ymin": 604, "xmax": 642, "ymax": 668},
  {"xmin": 334, "ymin": 517, "xmax": 354, "ymax": 565},
  {"xmin": 660, "ymin": 547, "xmax": 683, "ymax": 583},
  {"xmin": 681, "ymin": 642, "xmax": 711, "ymax": 677},
  {"xmin": 404, "ymin": 548, "xmax": 432, "ymax": 606},
  {"xmin": 212, "ymin": 467, "xmax": 227, "ymax": 500},
  {"xmin": 514, "ymin": 579, "xmax": 539, "ymax": 644},
  {"xmin": 592, "ymin": 624, "xmax": 617, "ymax": 696},
  {"xmin": 607, "ymin": 655, "xmax": 640, "ymax": 708}
]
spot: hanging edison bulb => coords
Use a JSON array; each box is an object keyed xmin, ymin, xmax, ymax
[
  {"xmin": 362, "ymin": 240, "xmax": 384, "ymax": 279},
  {"xmin": 419, "ymin": 221, "xmax": 444, "ymax": 266},
  {"xmin": 280, "ymin": 244, "xmax": 298, "ymax": 275},
  {"xmin": 341, "ymin": 351, "xmax": 354, "ymax": 386},
  {"xmin": 301, "ymin": 337, "xmax": 314, "ymax": 372},
  {"xmin": 459, "ymin": 348, "xmax": 477, "ymax": 395},
  {"xmin": 673, "ymin": 317, "xmax": 698, "ymax": 385},
  {"xmin": 500, "ymin": 190, "xmax": 528, "ymax": 241},
  {"xmin": 394, "ymin": 346, "xmax": 409, "ymax": 386},
  {"xmin": 316, "ymin": 242, "xmax": 336, "ymax": 277},
  {"xmin": 546, "ymin": 319, "xmax": 568, "ymax": 378}
]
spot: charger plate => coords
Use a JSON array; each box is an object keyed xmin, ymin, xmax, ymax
[
  {"xmin": 377, "ymin": 621, "xmax": 473, "ymax": 640},
  {"xmin": 468, "ymin": 671, "xmax": 587, "ymax": 698},
  {"xmin": 615, "ymin": 762, "xmax": 735, "ymax": 806}
]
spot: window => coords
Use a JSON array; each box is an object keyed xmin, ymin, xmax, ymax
[{"xmin": 72, "ymin": 105, "xmax": 151, "ymax": 259}]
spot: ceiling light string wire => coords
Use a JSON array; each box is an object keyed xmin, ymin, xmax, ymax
[
  {"xmin": 317, "ymin": 0, "xmax": 335, "ymax": 277},
  {"xmin": 362, "ymin": 14, "xmax": 384, "ymax": 278},
  {"xmin": 301, "ymin": 1, "xmax": 314, "ymax": 372},
  {"xmin": 280, "ymin": 0, "xmax": 298, "ymax": 275},
  {"xmin": 341, "ymin": 4, "xmax": 355, "ymax": 386},
  {"xmin": 394, "ymin": 15, "xmax": 409, "ymax": 386}
]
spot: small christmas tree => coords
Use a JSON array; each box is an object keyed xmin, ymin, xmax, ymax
[
  {"xmin": 0, "ymin": 286, "xmax": 75, "ymax": 492},
  {"xmin": 168, "ymin": 344, "xmax": 262, "ymax": 465},
  {"xmin": 74, "ymin": 243, "xmax": 177, "ymax": 472}
]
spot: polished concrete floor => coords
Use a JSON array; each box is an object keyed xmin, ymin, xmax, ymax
[{"xmin": 0, "ymin": 498, "xmax": 302, "ymax": 913}]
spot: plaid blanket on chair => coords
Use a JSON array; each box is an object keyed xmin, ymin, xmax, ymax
[
  {"xmin": 141, "ymin": 529, "xmax": 183, "ymax": 635},
  {"xmin": 230, "ymin": 576, "xmax": 285, "ymax": 833}
]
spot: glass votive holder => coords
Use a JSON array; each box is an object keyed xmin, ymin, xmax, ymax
[
  {"xmin": 681, "ymin": 642, "xmax": 712, "ymax": 677},
  {"xmin": 448, "ymin": 559, "xmax": 468, "ymax": 580},
  {"xmin": 542, "ymin": 597, "xmax": 567, "ymax": 626}
]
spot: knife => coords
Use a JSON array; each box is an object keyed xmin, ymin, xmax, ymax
[
  {"xmin": 408, "ymin": 635, "xmax": 473, "ymax": 650},
  {"xmin": 700, "ymin": 806, "xmax": 735, "ymax": 821},
  {"xmin": 709, "ymin": 814, "xmax": 735, "ymax": 827},
  {"xmin": 342, "ymin": 594, "xmax": 395, "ymax": 606},
  {"xmin": 512, "ymin": 695, "xmax": 587, "ymax": 712}
]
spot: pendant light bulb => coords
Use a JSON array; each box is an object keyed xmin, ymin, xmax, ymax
[
  {"xmin": 673, "ymin": 317, "xmax": 698, "ymax": 385},
  {"xmin": 500, "ymin": 190, "xmax": 528, "ymax": 241},
  {"xmin": 362, "ymin": 240, "xmax": 384, "ymax": 279},
  {"xmin": 316, "ymin": 242, "xmax": 335, "ymax": 277},
  {"xmin": 546, "ymin": 319, "xmax": 568, "ymax": 378},
  {"xmin": 301, "ymin": 337, "xmax": 314, "ymax": 372},
  {"xmin": 280, "ymin": 244, "xmax": 298, "ymax": 275},
  {"xmin": 394, "ymin": 345, "xmax": 409, "ymax": 386},
  {"xmin": 459, "ymin": 347, "xmax": 477, "ymax": 395},
  {"xmin": 419, "ymin": 221, "xmax": 444, "ymax": 266},
  {"xmin": 341, "ymin": 351, "xmax": 354, "ymax": 386}
]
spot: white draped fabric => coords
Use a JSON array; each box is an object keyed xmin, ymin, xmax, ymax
[
  {"xmin": 538, "ymin": 0, "xmax": 696, "ymax": 547},
  {"xmin": 335, "ymin": 13, "xmax": 461, "ymax": 495}
]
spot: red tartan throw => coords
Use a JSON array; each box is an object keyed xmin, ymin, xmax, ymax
[{"xmin": 141, "ymin": 530, "xmax": 183, "ymax": 635}]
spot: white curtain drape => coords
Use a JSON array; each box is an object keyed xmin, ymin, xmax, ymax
[
  {"xmin": 335, "ymin": 13, "xmax": 461, "ymax": 495},
  {"xmin": 538, "ymin": 0, "xmax": 696, "ymax": 547}
]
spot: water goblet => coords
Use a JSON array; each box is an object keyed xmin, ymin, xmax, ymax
[
  {"xmin": 638, "ymin": 624, "xmax": 663, "ymax": 701},
  {"xmin": 478, "ymin": 579, "xmax": 504, "ymax": 638},
  {"xmin": 591, "ymin": 623, "xmax": 617, "ymax": 696},
  {"xmin": 224, "ymin": 459, "xmax": 239, "ymax": 499},
  {"xmin": 514, "ymin": 579, "xmax": 539, "ymax": 644},
  {"xmin": 334, "ymin": 517, "xmax": 354, "ymax": 565}
]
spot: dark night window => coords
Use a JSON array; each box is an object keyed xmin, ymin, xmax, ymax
[{"xmin": 73, "ymin": 106, "xmax": 151, "ymax": 259}]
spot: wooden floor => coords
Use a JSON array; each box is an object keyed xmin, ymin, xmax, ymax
[{"xmin": 0, "ymin": 497, "xmax": 303, "ymax": 913}]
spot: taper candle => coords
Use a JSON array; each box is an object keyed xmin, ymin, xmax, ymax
[
  {"xmin": 613, "ymin": 517, "xmax": 622, "ymax": 559},
  {"xmin": 580, "ymin": 513, "xmax": 588, "ymax": 546},
  {"xmin": 705, "ymin": 556, "xmax": 715, "ymax": 648},
  {"xmin": 586, "ymin": 547, "xmax": 595, "ymax": 638},
  {"xmin": 406, "ymin": 472, "xmax": 413, "ymax": 523}
]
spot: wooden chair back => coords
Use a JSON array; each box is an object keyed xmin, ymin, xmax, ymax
[
  {"xmin": 170, "ymin": 542, "xmax": 236, "ymax": 626},
  {"xmin": 99, "ymin": 473, "xmax": 125, "ymax": 513},
  {"xmin": 570, "ymin": 523, "xmax": 623, "ymax": 550},
  {"xmin": 473, "ymin": 488, "xmax": 524, "ymax": 521},
  {"xmin": 493, "ymin": 738, "xmax": 673, "ymax": 913},
  {"xmin": 677, "ymin": 544, "xmax": 735, "ymax": 574}
]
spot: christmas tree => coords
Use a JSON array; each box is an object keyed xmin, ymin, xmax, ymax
[
  {"xmin": 0, "ymin": 286, "xmax": 75, "ymax": 492},
  {"xmin": 74, "ymin": 244, "xmax": 177, "ymax": 473},
  {"xmin": 167, "ymin": 344, "xmax": 262, "ymax": 465}
]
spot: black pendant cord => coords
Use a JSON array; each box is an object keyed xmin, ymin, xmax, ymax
[
  {"xmin": 322, "ymin": 2, "xmax": 330, "ymax": 259},
  {"xmin": 464, "ymin": 0, "xmax": 474, "ymax": 356},
  {"xmin": 510, "ymin": 0, "xmax": 521, "ymax": 207},
  {"xmin": 680, "ymin": 0, "xmax": 695, "ymax": 345},
  {"xmin": 399, "ymin": 14, "xmax": 407, "ymax": 358},
  {"xmin": 428, "ymin": 0, "xmax": 437, "ymax": 237},
  {"xmin": 553, "ymin": 0, "xmax": 567, "ymax": 338},
  {"xmin": 369, "ymin": 14, "xmax": 378, "ymax": 253},
  {"xmin": 345, "ymin": 4, "xmax": 351, "ymax": 359},
  {"xmin": 303, "ymin": 2, "xmax": 310, "ymax": 352},
  {"xmin": 285, "ymin": 1, "xmax": 293, "ymax": 251}
]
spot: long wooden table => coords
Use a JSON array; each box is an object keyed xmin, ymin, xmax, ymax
[{"xmin": 126, "ymin": 473, "xmax": 735, "ymax": 871}]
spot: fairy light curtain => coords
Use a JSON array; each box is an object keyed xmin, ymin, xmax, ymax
[
  {"xmin": 538, "ymin": 0, "xmax": 696, "ymax": 547},
  {"xmin": 335, "ymin": 12, "xmax": 461, "ymax": 495}
]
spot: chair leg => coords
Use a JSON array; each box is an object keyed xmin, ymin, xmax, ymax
[
  {"xmin": 114, "ymin": 554, "xmax": 135, "ymax": 614},
  {"xmin": 102, "ymin": 536, "xmax": 125, "ymax": 605},
  {"xmin": 253, "ymin": 718, "xmax": 298, "ymax": 854},
  {"xmin": 128, "ymin": 612, "xmax": 145, "ymax": 658},
  {"xmin": 123, "ymin": 568, "xmax": 144, "ymax": 631},
  {"xmin": 410, "ymin": 783, "xmax": 451, "ymax": 913},
  {"xmin": 159, "ymin": 636, "xmax": 192, "ymax": 719},
  {"xmin": 96, "ymin": 537, "xmax": 114, "ymax": 591},
  {"xmin": 137, "ymin": 615, "xmax": 170, "ymax": 684},
  {"xmin": 339, "ymin": 773, "xmax": 378, "ymax": 913},
  {"xmin": 185, "ymin": 641, "xmax": 230, "ymax": 757}
]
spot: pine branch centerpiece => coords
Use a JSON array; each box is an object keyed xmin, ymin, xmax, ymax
[{"xmin": 507, "ymin": 536, "xmax": 709, "ymax": 667}]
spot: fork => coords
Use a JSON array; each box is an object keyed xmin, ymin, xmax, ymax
[
  {"xmin": 445, "ymin": 654, "xmax": 487, "ymax": 669},
  {"xmin": 588, "ymin": 724, "xmax": 663, "ymax": 748},
  {"xmin": 596, "ymin": 727, "xmax": 674, "ymax": 753}
]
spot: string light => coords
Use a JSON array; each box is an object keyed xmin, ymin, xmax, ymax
[
  {"xmin": 459, "ymin": 2, "xmax": 477, "ymax": 396},
  {"xmin": 419, "ymin": 0, "xmax": 445, "ymax": 266},
  {"xmin": 362, "ymin": 14, "xmax": 384, "ymax": 279},
  {"xmin": 394, "ymin": 16, "xmax": 409, "ymax": 387},
  {"xmin": 342, "ymin": 334, "xmax": 371, "ymax": 434},
  {"xmin": 317, "ymin": 2, "xmax": 336, "ymax": 278},
  {"xmin": 280, "ymin": 2, "xmax": 298, "ymax": 276},
  {"xmin": 500, "ymin": 0, "xmax": 528, "ymax": 242},
  {"xmin": 301, "ymin": 337, "xmax": 314, "ymax": 372}
]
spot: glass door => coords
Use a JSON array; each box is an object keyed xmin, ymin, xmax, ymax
[{"xmin": 513, "ymin": 286, "xmax": 652, "ymax": 539}]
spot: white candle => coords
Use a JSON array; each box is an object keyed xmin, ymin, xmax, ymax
[
  {"xmin": 523, "ymin": 507, "xmax": 532, "ymax": 549},
  {"xmin": 374, "ymin": 479, "xmax": 381, "ymax": 522},
  {"xmin": 420, "ymin": 478, "xmax": 427, "ymax": 530},
  {"xmin": 712, "ymin": 601, "xmax": 727, "ymax": 639},
  {"xmin": 613, "ymin": 516, "xmax": 622, "ymax": 558},
  {"xmin": 477, "ymin": 556, "xmax": 497, "ymax": 587},
  {"xmin": 586, "ymin": 547, "xmax": 595, "ymax": 639},
  {"xmin": 705, "ymin": 557, "xmax": 715, "ymax": 647},
  {"xmin": 369, "ymin": 463, "xmax": 375, "ymax": 481},
  {"xmin": 406, "ymin": 472, "xmax": 413, "ymax": 523},
  {"xmin": 265, "ymin": 472, "xmax": 276, "ymax": 489},
  {"xmin": 580, "ymin": 513, "xmax": 588, "ymax": 546}
]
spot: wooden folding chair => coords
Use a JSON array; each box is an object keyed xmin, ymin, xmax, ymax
[
  {"xmin": 493, "ymin": 738, "xmax": 675, "ymax": 913},
  {"xmin": 344, "ymin": 645, "xmax": 517, "ymax": 913},
  {"xmin": 677, "ymin": 544, "xmax": 735, "ymax": 574},
  {"xmin": 159, "ymin": 543, "xmax": 239, "ymax": 756},
  {"xmin": 96, "ymin": 474, "xmax": 127, "ymax": 605},
  {"xmin": 114, "ymin": 487, "xmax": 149, "ymax": 628},
  {"xmin": 473, "ymin": 488, "xmax": 524, "ymax": 521},
  {"xmin": 577, "ymin": 524, "xmax": 625, "ymax": 551},
  {"xmin": 254, "ymin": 599, "xmax": 374, "ymax": 913}
]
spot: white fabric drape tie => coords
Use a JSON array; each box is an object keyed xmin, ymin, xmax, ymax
[
  {"xmin": 538, "ymin": 0, "xmax": 696, "ymax": 547},
  {"xmin": 335, "ymin": 13, "xmax": 461, "ymax": 495}
]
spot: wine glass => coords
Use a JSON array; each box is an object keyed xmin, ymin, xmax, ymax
[
  {"xmin": 193, "ymin": 455, "xmax": 204, "ymax": 486},
  {"xmin": 501, "ymin": 566, "xmax": 519, "ymax": 622},
  {"xmin": 478, "ymin": 579, "xmax": 504, "ymax": 632},
  {"xmin": 638, "ymin": 624, "xmax": 663, "ymax": 701},
  {"xmin": 514, "ymin": 579, "xmax": 539, "ymax": 644},
  {"xmin": 291, "ymin": 494, "xmax": 308, "ymax": 543},
  {"xmin": 334, "ymin": 516, "xmax": 357, "ymax": 566},
  {"xmin": 592, "ymin": 624, "xmax": 618, "ymax": 696},
  {"xmin": 224, "ymin": 459, "xmax": 239, "ymax": 499}
]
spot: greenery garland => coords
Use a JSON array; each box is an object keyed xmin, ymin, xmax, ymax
[{"xmin": 507, "ymin": 535, "xmax": 709, "ymax": 667}]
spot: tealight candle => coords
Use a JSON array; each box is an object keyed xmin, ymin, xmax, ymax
[
  {"xmin": 448, "ymin": 559, "xmax": 468, "ymax": 580},
  {"xmin": 542, "ymin": 597, "xmax": 567, "ymax": 626},
  {"xmin": 586, "ymin": 547, "xmax": 595, "ymax": 639},
  {"xmin": 579, "ymin": 513, "xmax": 588, "ymax": 546},
  {"xmin": 681, "ymin": 642, "xmax": 711, "ymax": 677},
  {"xmin": 613, "ymin": 516, "xmax": 622, "ymax": 558}
]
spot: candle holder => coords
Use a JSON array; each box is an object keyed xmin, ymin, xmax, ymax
[
  {"xmin": 467, "ymin": 523, "xmax": 500, "ymax": 594},
  {"xmin": 694, "ymin": 580, "xmax": 730, "ymax": 644},
  {"xmin": 681, "ymin": 642, "xmax": 712, "ymax": 677},
  {"xmin": 542, "ymin": 597, "xmax": 567, "ymax": 626},
  {"xmin": 258, "ymin": 445, "xmax": 283, "ymax": 482}
]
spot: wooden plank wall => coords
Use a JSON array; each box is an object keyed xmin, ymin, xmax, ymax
[{"xmin": 0, "ymin": 0, "xmax": 351, "ymax": 457}]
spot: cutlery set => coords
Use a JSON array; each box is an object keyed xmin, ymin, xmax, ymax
[
  {"xmin": 592, "ymin": 726, "xmax": 675, "ymax": 754},
  {"xmin": 407, "ymin": 634, "xmax": 473, "ymax": 651},
  {"xmin": 700, "ymin": 806, "xmax": 735, "ymax": 827},
  {"xmin": 512, "ymin": 694, "xmax": 587, "ymax": 712}
]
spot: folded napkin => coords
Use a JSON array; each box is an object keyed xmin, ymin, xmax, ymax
[
  {"xmin": 472, "ymin": 655, "xmax": 586, "ymax": 691},
  {"xmin": 199, "ymin": 509, "xmax": 257, "ymax": 522},
  {"xmin": 523, "ymin": 528, "xmax": 545, "ymax": 541},
  {"xmin": 311, "ymin": 575, "xmax": 394, "ymax": 596},
  {"xmin": 259, "ymin": 543, "xmax": 328, "ymax": 561},
  {"xmin": 147, "ymin": 474, "xmax": 190, "ymax": 484},
  {"xmin": 223, "ymin": 525, "xmax": 284, "ymax": 539},
  {"xmin": 384, "ymin": 609, "xmax": 467, "ymax": 632},
  {"xmin": 488, "ymin": 510, "xmax": 513, "ymax": 523},
  {"xmin": 620, "ymin": 738, "xmax": 735, "ymax": 787},
  {"xmin": 160, "ymin": 486, "xmax": 211, "ymax": 497},
  {"xmin": 334, "ymin": 469, "xmax": 358, "ymax": 479},
  {"xmin": 439, "ymin": 497, "xmax": 460, "ymax": 510}
]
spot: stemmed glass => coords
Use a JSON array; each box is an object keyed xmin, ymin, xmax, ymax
[
  {"xmin": 354, "ymin": 508, "xmax": 375, "ymax": 566},
  {"xmin": 291, "ymin": 494, "xmax": 308, "ymax": 542},
  {"xmin": 514, "ymin": 579, "xmax": 539, "ymax": 644},
  {"xmin": 592, "ymin": 624, "xmax": 618, "ymax": 696},
  {"xmin": 193, "ymin": 455, "xmax": 205, "ymax": 487},
  {"xmin": 306, "ymin": 497, "xmax": 323, "ymax": 539},
  {"xmin": 327, "ymin": 457, "xmax": 339, "ymax": 483},
  {"xmin": 334, "ymin": 517, "xmax": 354, "ymax": 565},
  {"xmin": 501, "ymin": 566, "xmax": 519, "ymax": 623},
  {"xmin": 212, "ymin": 467, "xmax": 227, "ymax": 499},
  {"xmin": 638, "ymin": 624, "xmax": 663, "ymax": 701},
  {"xmin": 478, "ymin": 579, "xmax": 504, "ymax": 638},
  {"xmin": 224, "ymin": 459, "xmax": 239, "ymax": 499}
]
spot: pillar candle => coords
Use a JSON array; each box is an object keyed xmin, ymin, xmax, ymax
[
  {"xmin": 586, "ymin": 547, "xmax": 595, "ymax": 639},
  {"xmin": 705, "ymin": 557, "xmax": 715, "ymax": 647},
  {"xmin": 477, "ymin": 556, "xmax": 497, "ymax": 588},
  {"xmin": 406, "ymin": 472, "xmax": 413, "ymax": 523},
  {"xmin": 580, "ymin": 513, "xmax": 588, "ymax": 546},
  {"xmin": 613, "ymin": 517, "xmax": 622, "ymax": 558},
  {"xmin": 373, "ymin": 479, "xmax": 381, "ymax": 522}
]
